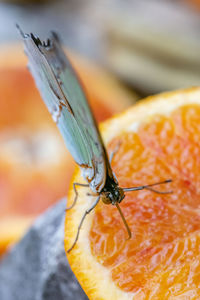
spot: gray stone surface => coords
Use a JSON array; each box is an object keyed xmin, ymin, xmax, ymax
[{"xmin": 0, "ymin": 199, "xmax": 88, "ymax": 300}]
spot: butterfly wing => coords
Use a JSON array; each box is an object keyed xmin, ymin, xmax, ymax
[{"xmin": 21, "ymin": 30, "xmax": 107, "ymax": 193}]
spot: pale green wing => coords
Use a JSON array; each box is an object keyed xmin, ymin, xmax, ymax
[{"xmin": 21, "ymin": 30, "xmax": 107, "ymax": 192}]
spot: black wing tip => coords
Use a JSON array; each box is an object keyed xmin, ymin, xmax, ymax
[
  {"xmin": 16, "ymin": 24, "xmax": 39, "ymax": 43},
  {"xmin": 29, "ymin": 32, "xmax": 50, "ymax": 49},
  {"xmin": 16, "ymin": 23, "xmax": 56, "ymax": 49}
]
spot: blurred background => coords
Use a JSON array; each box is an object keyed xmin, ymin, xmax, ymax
[
  {"xmin": 1, "ymin": 0, "xmax": 200, "ymax": 94},
  {"xmin": 1, "ymin": 0, "xmax": 200, "ymax": 255}
]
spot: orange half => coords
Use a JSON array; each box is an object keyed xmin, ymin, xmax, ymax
[{"xmin": 65, "ymin": 87, "xmax": 200, "ymax": 299}]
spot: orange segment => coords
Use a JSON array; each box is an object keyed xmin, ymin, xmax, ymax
[{"xmin": 65, "ymin": 87, "xmax": 200, "ymax": 299}]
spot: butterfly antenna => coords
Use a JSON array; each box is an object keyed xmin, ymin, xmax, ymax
[
  {"xmin": 123, "ymin": 179, "xmax": 173, "ymax": 194},
  {"xmin": 115, "ymin": 203, "xmax": 131, "ymax": 240}
]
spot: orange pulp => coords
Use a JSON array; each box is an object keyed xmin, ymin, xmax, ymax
[{"xmin": 90, "ymin": 104, "xmax": 200, "ymax": 297}]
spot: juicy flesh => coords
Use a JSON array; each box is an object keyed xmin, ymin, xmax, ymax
[{"xmin": 90, "ymin": 104, "xmax": 200, "ymax": 298}]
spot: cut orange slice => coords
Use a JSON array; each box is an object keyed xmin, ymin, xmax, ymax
[
  {"xmin": 65, "ymin": 87, "xmax": 200, "ymax": 299},
  {"xmin": 0, "ymin": 45, "xmax": 135, "ymax": 255}
]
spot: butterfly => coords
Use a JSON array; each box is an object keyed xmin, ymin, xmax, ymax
[{"xmin": 18, "ymin": 26, "xmax": 172, "ymax": 252}]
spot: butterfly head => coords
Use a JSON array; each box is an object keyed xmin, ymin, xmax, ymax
[{"xmin": 101, "ymin": 185, "xmax": 125, "ymax": 205}]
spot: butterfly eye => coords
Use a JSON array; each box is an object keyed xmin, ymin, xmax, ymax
[{"xmin": 101, "ymin": 192, "xmax": 111, "ymax": 205}]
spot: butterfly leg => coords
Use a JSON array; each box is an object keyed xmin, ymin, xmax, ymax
[
  {"xmin": 66, "ymin": 182, "xmax": 89, "ymax": 210},
  {"xmin": 67, "ymin": 195, "xmax": 101, "ymax": 253}
]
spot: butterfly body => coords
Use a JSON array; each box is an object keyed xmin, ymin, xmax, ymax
[{"xmin": 100, "ymin": 173, "xmax": 125, "ymax": 205}]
